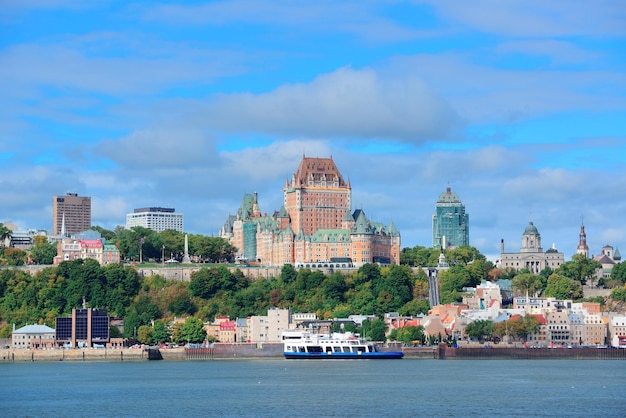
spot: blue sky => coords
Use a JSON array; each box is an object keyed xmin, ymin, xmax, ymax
[{"xmin": 1, "ymin": 0, "xmax": 625, "ymax": 261}]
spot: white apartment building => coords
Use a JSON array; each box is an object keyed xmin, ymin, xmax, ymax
[
  {"xmin": 247, "ymin": 308, "xmax": 292, "ymax": 343},
  {"xmin": 126, "ymin": 207, "xmax": 184, "ymax": 233}
]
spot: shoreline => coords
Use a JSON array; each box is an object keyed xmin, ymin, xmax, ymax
[{"xmin": 3, "ymin": 345, "xmax": 625, "ymax": 362}]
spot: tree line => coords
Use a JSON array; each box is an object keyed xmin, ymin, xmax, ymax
[{"xmin": 2, "ymin": 244, "xmax": 625, "ymax": 344}]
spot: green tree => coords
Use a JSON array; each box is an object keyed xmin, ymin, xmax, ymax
[
  {"xmin": 0, "ymin": 223, "xmax": 12, "ymax": 247},
  {"xmin": 512, "ymin": 273, "xmax": 543, "ymax": 298},
  {"xmin": 557, "ymin": 254, "xmax": 602, "ymax": 286},
  {"xmin": 152, "ymin": 320, "xmax": 171, "ymax": 344},
  {"xmin": 280, "ymin": 264, "xmax": 297, "ymax": 284},
  {"xmin": 168, "ymin": 293, "xmax": 197, "ymax": 316},
  {"xmin": 362, "ymin": 318, "xmax": 386, "ymax": 342},
  {"xmin": 610, "ymin": 262, "xmax": 626, "ymax": 284},
  {"xmin": 543, "ymin": 273, "xmax": 583, "ymax": 300},
  {"xmin": 189, "ymin": 268, "xmax": 222, "ymax": 299},
  {"xmin": 3, "ymin": 248, "xmax": 27, "ymax": 266},
  {"xmin": 465, "ymin": 320, "xmax": 495, "ymax": 343},
  {"xmin": 178, "ymin": 317, "xmax": 206, "ymax": 344},
  {"xmin": 30, "ymin": 241, "xmax": 58, "ymax": 265},
  {"xmin": 137, "ymin": 325, "xmax": 154, "ymax": 344}
]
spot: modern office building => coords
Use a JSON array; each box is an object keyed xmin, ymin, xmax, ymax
[
  {"xmin": 52, "ymin": 193, "xmax": 91, "ymax": 236},
  {"xmin": 126, "ymin": 207, "xmax": 184, "ymax": 233},
  {"xmin": 500, "ymin": 221, "xmax": 565, "ymax": 273},
  {"xmin": 432, "ymin": 187, "xmax": 469, "ymax": 249},
  {"xmin": 55, "ymin": 308, "xmax": 110, "ymax": 348},
  {"xmin": 220, "ymin": 155, "xmax": 400, "ymax": 267}
]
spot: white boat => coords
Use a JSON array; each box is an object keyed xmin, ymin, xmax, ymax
[{"xmin": 282, "ymin": 330, "xmax": 403, "ymax": 359}]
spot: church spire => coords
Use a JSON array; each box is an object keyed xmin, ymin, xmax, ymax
[{"xmin": 576, "ymin": 218, "xmax": 589, "ymax": 258}]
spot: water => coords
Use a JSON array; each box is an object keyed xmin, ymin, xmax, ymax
[{"xmin": 2, "ymin": 359, "xmax": 625, "ymax": 417}]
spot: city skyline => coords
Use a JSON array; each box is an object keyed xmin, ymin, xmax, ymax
[{"xmin": 1, "ymin": 1, "xmax": 625, "ymax": 261}]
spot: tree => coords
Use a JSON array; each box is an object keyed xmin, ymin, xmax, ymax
[
  {"xmin": 512, "ymin": 273, "xmax": 543, "ymax": 298},
  {"xmin": 137, "ymin": 325, "xmax": 154, "ymax": 344},
  {"xmin": 557, "ymin": 254, "xmax": 602, "ymax": 286},
  {"xmin": 543, "ymin": 273, "xmax": 583, "ymax": 300},
  {"xmin": 391, "ymin": 325, "xmax": 425, "ymax": 346},
  {"xmin": 178, "ymin": 317, "xmax": 206, "ymax": 344},
  {"xmin": 3, "ymin": 247, "xmax": 27, "ymax": 266},
  {"xmin": 465, "ymin": 320, "xmax": 494, "ymax": 343},
  {"xmin": 0, "ymin": 223, "xmax": 12, "ymax": 247},
  {"xmin": 152, "ymin": 320, "xmax": 171, "ymax": 344},
  {"xmin": 280, "ymin": 264, "xmax": 297, "ymax": 284},
  {"xmin": 361, "ymin": 318, "xmax": 386, "ymax": 342},
  {"xmin": 30, "ymin": 241, "xmax": 58, "ymax": 264},
  {"xmin": 610, "ymin": 262, "xmax": 626, "ymax": 284},
  {"xmin": 189, "ymin": 268, "xmax": 222, "ymax": 299}
]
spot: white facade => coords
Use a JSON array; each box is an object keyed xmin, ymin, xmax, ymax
[
  {"xmin": 126, "ymin": 207, "xmax": 184, "ymax": 233},
  {"xmin": 12, "ymin": 324, "xmax": 55, "ymax": 348},
  {"xmin": 248, "ymin": 308, "xmax": 292, "ymax": 343}
]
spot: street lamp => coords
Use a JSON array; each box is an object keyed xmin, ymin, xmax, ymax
[{"xmin": 162, "ymin": 245, "xmax": 165, "ymax": 264}]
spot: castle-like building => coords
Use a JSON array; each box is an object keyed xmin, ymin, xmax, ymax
[{"xmin": 219, "ymin": 156, "xmax": 400, "ymax": 267}]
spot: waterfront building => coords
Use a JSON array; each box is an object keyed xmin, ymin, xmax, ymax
[
  {"xmin": 432, "ymin": 187, "xmax": 469, "ymax": 249},
  {"xmin": 609, "ymin": 316, "xmax": 626, "ymax": 348},
  {"xmin": 52, "ymin": 193, "xmax": 91, "ymax": 236},
  {"xmin": 11, "ymin": 323, "xmax": 55, "ymax": 349},
  {"xmin": 55, "ymin": 308, "xmax": 110, "ymax": 348},
  {"xmin": 219, "ymin": 156, "xmax": 400, "ymax": 267},
  {"xmin": 247, "ymin": 308, "xmax": 291, "ymax": 343},
  {"xmin": 499, "ymin": 221, "xmax": 565, "ymax": 273},
  {"xmin": 126, "ymin": 207, "xmax": 184, "ymax": 233}
]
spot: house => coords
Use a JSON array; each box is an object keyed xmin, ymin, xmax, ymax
[{"xmin": 11, "ymin": 324, "xmax": 55, "ymax": 349}]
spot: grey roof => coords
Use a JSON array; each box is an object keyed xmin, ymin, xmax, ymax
[
  {"xmin": 14, "ymin": 324, "xmax": 55, "ymax": 334},
  {"xmin": 523, "ymin": 221, "xmax": 539, "ymax": 235},
  {"xmin": 437, "ymin": 187, "xmax": 462, "ymax": 204}
]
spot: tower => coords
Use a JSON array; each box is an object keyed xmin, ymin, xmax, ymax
[
  {"xmin": 576, "ymin": 221, "xmax": 589, "ymax": 258},
  {"xmin": 283, "ymin": 155, "xmax": 351, "ymax": 236},
  {"xmin": 432, "ymin": 187, "xmax": 469, "ymax": 249},
  {"xmin": 52, "ymin": 193, "xmax": 91, "ymax": 236}
]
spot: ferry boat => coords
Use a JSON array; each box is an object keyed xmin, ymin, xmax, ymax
[{"xmin": 282, "ymin": 330, "xmax": 404, "ymax": 359}]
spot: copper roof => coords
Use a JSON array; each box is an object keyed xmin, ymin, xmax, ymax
[{"xmin": 292, "ymin": 156, "xmax": 347, "ymax": 187}]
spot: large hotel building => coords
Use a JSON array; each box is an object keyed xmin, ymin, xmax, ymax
[
  {"xmin": 126, "ymin": 207, "xmax": 184, "ymax": 233},
  {"xmin": 219, "ymin": 156, "xmax": 400, "ymax": 267},
  {"xmin": 52, "ymin": 192, "xmax": 91, "ymax": 236}
]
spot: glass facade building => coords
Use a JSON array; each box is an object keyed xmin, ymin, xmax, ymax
[
  {"xmin": 55, "ymin": 308, "xmax": 110, "ymax": 348},
  {"xmin": 432, "ymin": 187, "xmax": 469, "ymax": 249}
]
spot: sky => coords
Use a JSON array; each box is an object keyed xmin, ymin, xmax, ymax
[{"xmin": 1, "ymin": 0, "xmax": 625, "ymax": 262}]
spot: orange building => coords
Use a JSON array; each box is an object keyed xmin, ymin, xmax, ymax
[{"xmin": 220, "ymin": 155, "xmax": 400, "ymax": 267}]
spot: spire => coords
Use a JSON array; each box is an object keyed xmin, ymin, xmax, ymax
[{"xmin": 576, "ymin": 220, "xmax": 589, "ymax": 258}]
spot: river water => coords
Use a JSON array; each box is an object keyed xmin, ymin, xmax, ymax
[{"xmin": 2, "ymin": 359, "xmax": 625, "ymax": 417}]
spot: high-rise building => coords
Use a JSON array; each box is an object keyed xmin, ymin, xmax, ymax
[
  {"xmin": 52, "ymin": 193, "xmax": 91, "ymax": 236},
  {"xmin": 126, "ymin": 207, "xmax": 184, "ymax": 233},
  {"xmin": 220, "ymin": 155, "xmax": 400, "ymax": 267},
  {"xmin": 432, "ymin": 187, "xmax": 469, "ymax": 249}
]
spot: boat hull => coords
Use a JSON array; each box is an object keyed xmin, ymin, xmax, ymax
[{"xmin": 284, "ymin": 351, "xmax": 404, "ymax": 359}]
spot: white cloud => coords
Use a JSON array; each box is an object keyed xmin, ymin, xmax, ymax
[{"xmin": 203, "ymin": 67, "xmax": 460, "ymax": 143}]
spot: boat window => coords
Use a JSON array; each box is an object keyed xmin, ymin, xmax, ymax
[
  {"xmin": 326, "ymin": 347, "xmax": 332, "ymax": 353},
  {"xmin": 308, "ymin": 346, "xmax": 323, "ymax": 353},
  {"xmin": 333, "ymin": 346, "xmax": 341, "ymax": 352},
  {"xmin": 357, "ymin": 346, "xmax": 366, "ymax": 352}
]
